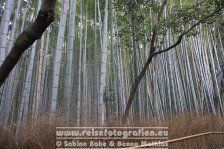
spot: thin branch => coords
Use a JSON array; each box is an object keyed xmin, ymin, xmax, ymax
[
  {"xmin": 122, "ymin": 6, "xmax": 223, "ymax": 123},
  {"xmin": 152, "ymin": 7, "xmax": 223, "ymax": 57},
  {"xmin": 122, "ymin": 0, "xmax": 167, "ymax": 123},
  {"xmin": 149, "ymin": 0, "xmax": 167, "ymax": 54}
]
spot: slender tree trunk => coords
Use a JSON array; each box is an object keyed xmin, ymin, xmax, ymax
[
  {"xmin": 99, "ymin": 0, "xmax": 109, "ymax": 126},
  {"xmin": 77, "ymin": 0, "xmax": 83, "ymax": 126},
  {"xmin": 82, "ymin": 1, "xmax": 88, "ymax": 126},
  {"xmin": 50, "ymin": 0, "xmax": 69, "ymax": 114},
  {"xmin": 39, "ymin": 27, "xmax": 50, "ymax": 116},
  {"xmin": 92, "ymin": 0, "xmax": 99, "ymax": 124},
  {"xmin": 63, "ymin": 0, "xmax": 76, "ymax": 119},
  {"xmin": 0, "ymin": 0, "xmax": 14, "ymax": 65}
]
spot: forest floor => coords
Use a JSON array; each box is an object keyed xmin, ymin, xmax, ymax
[{"xmin": 0, "ymin": 114, "xmax": 223, "ymax": 149}]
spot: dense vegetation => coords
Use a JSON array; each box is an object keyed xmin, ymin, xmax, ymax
[{"xmin": 0, "ymin": 0, "xmax": 224, "ymax": 148}]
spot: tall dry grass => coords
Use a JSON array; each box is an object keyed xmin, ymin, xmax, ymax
[
  {"xmin": 0, "ymin": 114, "xmax": 223, "ymax": 149},
  {"xmin": 167, "ymin": 114, "xmax": 224, "ymax": 149}
]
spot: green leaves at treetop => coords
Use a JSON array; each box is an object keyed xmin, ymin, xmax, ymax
[
  {"xmin": 158, "ymin": 0, "xmax": 224, "ymax": 36},
  {"xmin": 213, "ymin": 0, "xmax": 224, "ymax": 10}
]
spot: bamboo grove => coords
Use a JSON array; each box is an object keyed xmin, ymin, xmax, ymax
[{"xmin": 0, "ymin": 0, "xmax": 223, "ymax": 127}]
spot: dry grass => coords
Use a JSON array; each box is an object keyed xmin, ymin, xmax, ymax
[
  {"xmin": 167, "ymin": 114, "xmax": 224, "ymax": 149},
  {"xmin": 0, "ymin": 117, "xmax": 59, "ymax": 149},
  {"xmin": 0, "ymin": 114, "xmax": 223, "ymax": 149}
]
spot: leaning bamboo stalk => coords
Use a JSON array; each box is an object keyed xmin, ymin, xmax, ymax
[{"xmin": 124, "ymin": 132, "xmax": 224, "ymax": 149}]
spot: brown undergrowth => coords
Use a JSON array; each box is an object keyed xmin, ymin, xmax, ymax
[{"xmin": 0, "ymin": 114, "xmax": 223, "ymax": 149}]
